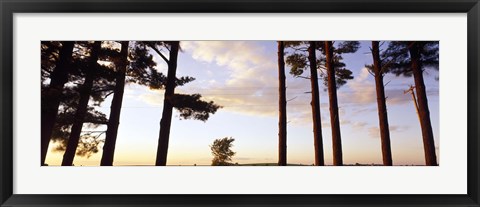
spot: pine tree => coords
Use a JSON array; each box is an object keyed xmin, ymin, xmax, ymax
[
  {"xmin": 285, "ymin": 41, "xmax": 325, "ymax": 166},
  {"xmin": 322, "ymin": 41, "xmax": 358, "ymax": 166},
  {"xmin": 43, "ymin": 41, "xmax": 165, "ymax": 165},
  {"xmin": 277, "ymin": 41, "xmax": 287, "ymax": 166},
  {"xmin": 368, "ymin": 41, "xmax": 393, "ymax": 166},
  {"xmin": 382, "ymin": 41, "xmax": 438, "ymax": 166},
  {"xmin": 99, "ymin": 41, "xmax": 130, "ymax": 166},
  {"xmin": 324, "ymin": 41, "xmax": 342, "ymax": 166},
  {"xmin": 62, "ymin": 41, "xmax": 102, "ymax": 166},
  {"xmin": 286, "ymin": 41, "xmax": 358, "ymax": 166},
  {"xmin": 155, "ymin": 41, "xmax": 180, "ymax": 166},
  {"xmin": 143, "ymin": 41, "xmax": 221, "ymax": 166},
  {"xmin": 100, "ymin": 41, "xmax": 168, "ymax": 166},
  {"xmin": 42, "ymin": 41, "xmax": 116, "ymax": 165},
  {"xmin": 41, "ymin": 41, "xmax": 75, "ymax": 165}
]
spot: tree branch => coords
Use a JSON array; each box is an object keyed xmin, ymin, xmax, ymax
[
  {"xmin": 93, "ymin": 87, "xmax": 114, "ymax": 93},
  {"xmin": 297, "ymin": 75, "xmax": 310, "ymax": 80},
  {"xmin": 81, "ymin": 130, "xmax": 107, "ymax": 133},
  {"xmin": 384, "ymin": 80, "xmax": 391, "ymax": 87},
  {"xmin": 286, "ymin": 96, "xmax": 297, "ymax": 102},
  {"xmin": 367, "ymin": 69, "xmax": 376, "ymax": 77},
  {"xmin": 147, "ymin": 42, "xmax": 169, "ymax": 64},
  {"xmin": 94, "ymin": 131, "xmax": 106, "ymax": 139},
  {"xmin": 103, "ymin": 91, "xmax": 114, "ymax": 99}
]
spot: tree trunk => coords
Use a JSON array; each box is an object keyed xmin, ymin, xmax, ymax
[
  {"xmin": 309, "ymin": 41, "xmax": 325, "ymax": 166},
  {"xmin": 409, "ymin": 41, "xmax": 438, "ymax": 166},
  {"xmin": 41, "ymin": 41, "xmax": 75, "ymax": 165},
  {"xmin": 371, "ymin": 41, "xmax": 393, "ymax": 166},
  {"xmin": 324, "ymin": 41, "xmax": 343, "ymax": 166},
  {"xmin": 277, "ymin": 41, "xmax": 287, "ymax": 166},
  {"xmin": 100, "ymin": 41, "xmax": 130, "ymax": 166},
  {"xmin": 62, "ymin": 41, "xmax": 102, "ymax": 166},
  {"xmin": 155, "ymin": 41, "xmax": 180, "ymax": 166}
]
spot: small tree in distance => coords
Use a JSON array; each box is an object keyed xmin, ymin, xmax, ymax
[{"xmin": 210, "ymin": 137, "xmax": 236, "ymax": 166}]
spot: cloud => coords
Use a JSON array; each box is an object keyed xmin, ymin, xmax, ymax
[
  {"xmin": 368, "ymin": 127, "xmax": 380, "ymax": 138},
  {"xmin": 368, "ymin": 125, "xmax": 410, "ymax": 138},
  {"xmin": 180, "ymin": 41, "xmax": 280, "ymax": 117},
  {"xmin": 340, "ymin": 120, "xmax": 351, "ymax": 125},
  {"xmin": 287, "ymin": 109, "xmax": 312, "ymax": 125},
  {"xmin": 339, "ymin": 67, "xmax": 438, "ymax": 107},
  {"xmin": 350, "ymin": 107, "xmax": 377, "ymax": 116},
  {"xmin": 386, "ymin": 87, "xmax": 439, "ymax": 105},
  {"xmin": 322, "ymin": 122, "xmax": 331, "ymax": 129},
  {"xmin": 140, "ymin": 42, "xmax": 438, "ymax": 128},
  {"xmin": 385, "ymin": 89, "xmax": 411, "ymax": 105},
  {"xmin": 351, "ymin": 121, "xmax": 368, "ymax": 130},
  {"xmin": 182, "ymin": 41, "xmax": 275, "ymax": 84},
  {"xmin": 339, "ymin": 67, "xmax": 376, "ymax": 105},
  {"xmin": 336, "ymin": 120, "xmax": 368, "ymax": 130},
  {"xmin": 427, "ymin": 90, "xmax": 439, "ymax": 96},
  {"xmin": 138, "ymin": 90, "xmax": 164, "ymax": 107}
]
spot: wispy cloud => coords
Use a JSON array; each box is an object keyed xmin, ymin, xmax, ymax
[
  {"xmin": 351, "ymin": 121, "xmax": 368, "ymax": 129},
  {"xmin": 339, "ymin": 67, "xmax": 376, "ymax": 105},
  {"xmin": 368, "ymin": 125, "xmax": 410, "ymax": 138},
  {"xmin": 139, "ymin": 42, "xmax": 438, "ymax": 130},
  {"xmin": 339, "ymin": 67, "xmax": 438, "ymax": 108},
  {"xmin": 180, "ymin": 41, "xmax": 280, "ymax": 117},
  {"xmin": 139, "ymin": 90, "xmax": 164, "ymax": 107}
]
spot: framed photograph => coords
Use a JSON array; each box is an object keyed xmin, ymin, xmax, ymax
[{"xmin": 1, "ymin": 0, "xmax": 479, "ymax": 206}]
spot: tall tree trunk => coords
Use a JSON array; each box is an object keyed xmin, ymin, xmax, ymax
[
  {"xmin": 41, "ymin": 41, "xmax": 75, "ymax": 165},
  {"xmin": 408, "ymin": 41, "xmax": 437, "ymax": 166},
  {"xmin": 309, "ymin": 41, "xmax": 325, "ymax": 166},
  {"xmin": 277, "ymin": 41, "xmax": 287, "ymax": 166},
  {"xmin": 155, "ymin": 41, "xmax": 180, "ymax": 166},
  {"xmin": 100, "ymin": 41, "xmax": 130, "ymax": 166},
  {"xmin": 371, "ymin": 41, "xmax": 393, "ymax": 166},
  {"xmin": 62, "ymin": 41, "xmax": 102, "ymax": 166},
  {"xmin": 324, "ymin": 41, "xmax": 343, "ymax": 166}
]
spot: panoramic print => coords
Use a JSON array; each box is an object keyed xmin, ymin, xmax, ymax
[{"xmin": 41, "ymin": 41, "xmax": 439, "ymax": 166}]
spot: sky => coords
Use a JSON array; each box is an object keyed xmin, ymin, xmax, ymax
[{"xmin": 45, "ymin": 41, "xmax": 439, "ymax": 166}]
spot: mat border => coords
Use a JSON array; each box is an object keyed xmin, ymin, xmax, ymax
[{"xmin": 1, "ymin": 0, "xmax": 479, "ymax": 206}]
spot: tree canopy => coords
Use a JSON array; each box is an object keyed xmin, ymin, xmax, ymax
[
  {"xmin": 285, "ymin": 41, "xmax": 358, "ymax": 89},
  {"xmin": 381, "ymin": 41, "xmax": 439, "ymax": 77},
  {"xmin": 210, "ymin": 137, "xmax": 236, "ymax": 166}
]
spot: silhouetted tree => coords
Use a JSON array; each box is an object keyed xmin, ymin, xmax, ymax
[
  {"xmin": 144, "ymin": 41, "xmax": 221, "ymax": 166},
  {"xmin": 169, "ymin": 94, "xmax": 221, "ymax": 121},
  {"xmin": 324, "ymin": 41, "xmax": 341, "ymax": 165},
  {"xmin": 46, "ymin": 86, "xmax": 112, "ymax": 161},
  {"xmin": 324, "ymin": 41, "xmax": 357, "ymax": 166},
  {"xmin": 286, "ymin": 41, "xmax": 358, "ymax": 166},
  {"xmin": 100, "ymin": 41, "xmax": 169, "ymax": 165},
  {"xmin": 98, "ymin": 41, "xmax": 218, "ymax": 166},
  {"xmin": 50, "ymin": 103, "xmax": 107, "ymax": 159},
  {"xmin": 319, "ymin": 41, "xmax": 358, "ymax": 166},
  {"xmin": 42, "ymin": 41, "xmax": 166, "ymax": 165},
  {"xmin": 382, "ymin": 41, "xmax": 439, "ymax": 166},
  {"xmin": 100, "ymin": 41, "xmax": 130, "ymax": 166},
  {"xmin": 367, "ymin": 41, "xmax": 393, "ymax": 166},
  {"xmin": 43, "ymin": 41, "xmax": 121, "ymax": 165},
  {"xmin": 41, "ymin": 41, "xmax": 75, "ymax": 165},
  {"xmin": 210, "ymin": 137, "xmax": 236, "ymax": 166},
  {"xmin": 62, "ymin": 41, "xmax": 102, "ymax": 166},
  {"xmin": 47, "ymin": 79, "xmax": 110, "ymax": 160},
  {"xmin": 155, "ymin": 41, "xmax": 180, "ymax": 166},
  {"xmin": 285, "ymin": 41, "xmax": 324, "ymax": 166},
  {"xmin": 277, "ymin": 41, "xmax": 287, "ymax": 166}
]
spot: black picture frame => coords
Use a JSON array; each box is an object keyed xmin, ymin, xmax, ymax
[{"xmin": 1, "ymin": 0, "xmax": 479, "ymax": 206}]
